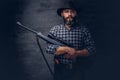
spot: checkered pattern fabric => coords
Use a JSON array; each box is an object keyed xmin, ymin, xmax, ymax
[{"xmin": 46, "ymin": 24, "xmax": 96, "ymax": 64}]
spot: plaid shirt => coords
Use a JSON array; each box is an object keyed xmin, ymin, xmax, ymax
[{"xmin": 46, "ymin": 24, "xmax": 96, "ymax": 64}]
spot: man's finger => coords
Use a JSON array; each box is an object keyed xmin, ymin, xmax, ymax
[{"xmin": 64, "ymin": 54, "xmax": 71, "ymax": 59}]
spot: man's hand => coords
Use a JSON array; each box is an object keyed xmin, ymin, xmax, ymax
[
  {"xmin": 57, "ymin": 46, "xmax": 78, "ymax": 59},
  {"xmin": 65, "ymin": 47, "xmax": 76, "ymax": 56},
  {"xmin": 55, "ymin": 46, "xmax": 76, "ymax": 55}
]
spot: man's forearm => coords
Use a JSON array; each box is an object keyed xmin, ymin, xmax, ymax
[
  {"xmin": 76, "ymin": 49, "xmax": 89, "ymax": 56},
  {"xmin": 55, "ymin": 46, "xmax": 89, "ymax": 57}
]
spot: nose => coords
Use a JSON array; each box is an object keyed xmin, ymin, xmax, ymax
[{"xmin": 68, "ymin": 11, "xmax": 72, "ymax": 15}]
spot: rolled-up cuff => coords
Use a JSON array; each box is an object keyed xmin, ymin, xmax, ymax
[{"xmin": 85, "ymin": 47, "xmax": 96, "ymax": 55}]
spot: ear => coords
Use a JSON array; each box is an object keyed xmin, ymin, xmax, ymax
[
  {"xmin": 61, "ymin": 12, "xmax": 64, "ymax": 17},
  {"xmin": 74, "ymin": 10, "xmax": 77, "ymax": 16}
]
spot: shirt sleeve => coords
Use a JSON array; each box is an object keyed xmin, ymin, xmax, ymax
[
  {"xmin": 46, "ymin": 26, "xmax": 60, "ymax": 54},
  {"xmin": 83, "ymin": 27, "xmax": 96, "ymax": 55}
]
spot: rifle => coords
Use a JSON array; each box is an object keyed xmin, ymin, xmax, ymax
[{"xmin": 16, "ymin": 21, "xmax": 65, "ymax": 76}]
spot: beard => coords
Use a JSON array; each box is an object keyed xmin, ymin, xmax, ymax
[{"xmin": 63, "ymin": 16, "xmax": 76, "ymax": 26}]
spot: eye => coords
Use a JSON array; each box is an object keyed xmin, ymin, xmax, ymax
[{"xmin": 64, "ymin": 10, "xmax": 69, "ymax": 13}]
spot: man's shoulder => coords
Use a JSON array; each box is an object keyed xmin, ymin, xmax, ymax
[
  {"xmin": 53, "ymin": 24, "xmax": 63, "ymax": 28},
  {"xmin": 49, "ymin": 24, "xmax": 63, "ymax": 34},
  {"xmin": 50, "ymin": 24, "xmax": 63, "ymax": 30},
  {"xmin": 76, "ymin": 23, "xmax": 88, "ymax": 30}
]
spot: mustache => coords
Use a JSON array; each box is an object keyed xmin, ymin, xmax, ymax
[{"xmin": 66, "ymin": 16, "xmax": 74, "ymax": 19}]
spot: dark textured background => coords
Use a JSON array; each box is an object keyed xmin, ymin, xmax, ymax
[{"xmin": 0, "ymin": 0, "xmax": 120, "ymax": 80}]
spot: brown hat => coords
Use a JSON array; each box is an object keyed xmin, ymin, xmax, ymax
[{"xmin": 57, "ymin": 1, "xmax": 79, "ymax": 16}]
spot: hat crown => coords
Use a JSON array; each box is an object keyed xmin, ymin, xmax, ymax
[
  {"xmin": 61, "ymin": 1, "xmax": 76, "ymax": 9},
  {"xmin": 57, "ymin": 1, "xmax": 77, "ymax": 16}
]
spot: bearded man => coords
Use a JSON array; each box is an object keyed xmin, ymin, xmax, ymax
[{"xmin": 46, "ymin": 1, "xmax": 96, "ymax": 80}]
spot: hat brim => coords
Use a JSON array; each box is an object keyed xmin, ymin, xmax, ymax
[{"xmin": 57, "ymin": 8, "xmax": 79, "ymax": 16}]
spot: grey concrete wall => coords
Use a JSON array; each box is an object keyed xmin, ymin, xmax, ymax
[{"xmin": 0, "ymin": 0, "xmax": 120, "ymax": 80}]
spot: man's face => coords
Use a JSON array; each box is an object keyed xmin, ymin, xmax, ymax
[{"xmin": 61, "ymin": 9, "xmax": 77, "ymax": 22}]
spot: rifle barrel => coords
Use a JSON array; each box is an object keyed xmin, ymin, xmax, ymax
[
  {"xmin": 17, "ymin": 21, "xmax": 38, "ymax": 34},
  {"xmin": 16, "ymin": 21, "xmax": 64, "ymax": 45}
]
